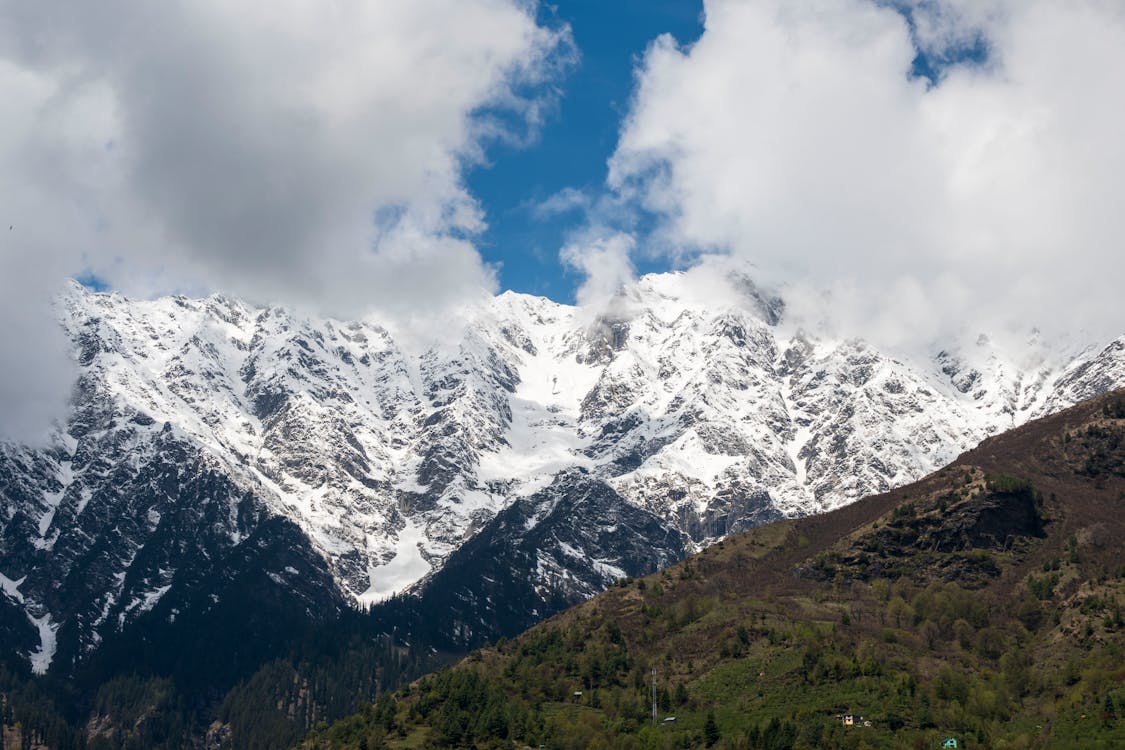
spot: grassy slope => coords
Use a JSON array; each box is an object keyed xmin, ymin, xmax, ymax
[{"xmin": 306, "ymin": 391, "xmax": 1125, "ymax": 750}]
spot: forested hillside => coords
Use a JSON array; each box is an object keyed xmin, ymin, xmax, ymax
[{"xmin": 306, "ymin": 391, "xmax": 1125, "ymax": 750}]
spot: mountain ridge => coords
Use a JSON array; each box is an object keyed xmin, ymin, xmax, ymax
[{"xmin": 1, "ymin": 269, "xmax": 1122, "ymax": 677}]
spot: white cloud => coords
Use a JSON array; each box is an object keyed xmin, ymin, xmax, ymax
[
  {"xmin": 0, "ymin": 252, "xmax": 73, "ymax": 445},
  {"xmin": 608, "ymin": 0, "xmax": 1125, "ymax": 349},
  {"xmin": 0, "ymin": 0, "xmax": 568, "ymax": 441},
  {"xmin": 560, "ymin": 231, "xmax": 636, "ymax": 315},
  {"xmin": 530, "ymin": 187, "xmax": 591, "ymax": 218}
]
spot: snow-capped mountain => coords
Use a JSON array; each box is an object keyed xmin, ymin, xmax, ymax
[{"xmin": 1, "ymin": 269, "xmax": 1123, "ymax": 671}]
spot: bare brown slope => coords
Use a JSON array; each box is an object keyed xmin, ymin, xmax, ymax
[{"xmin": 681, "ymin": 387, "xmax": 1124, "ymax": 597}]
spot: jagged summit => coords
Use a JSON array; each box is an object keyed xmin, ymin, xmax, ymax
[{"xmin": 1, "ymin": 271, "xmax": 1122, "ymax": 674}]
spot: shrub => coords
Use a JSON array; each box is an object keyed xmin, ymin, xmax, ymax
[
  {"xmin": 1027, "ymin": 573, "xmax": 1059, "ymax": 600},
  {"xmin": 985, "ymin": 474, "xmax": 1033, "ymax": 496}
]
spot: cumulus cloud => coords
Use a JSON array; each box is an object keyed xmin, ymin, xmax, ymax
[
  {"xmin": 608, "ymin": 0, "xmax": 1125, "ymax": 349},
  {"xmin": 0, "ymin": 0, "xmax": 568, "ymax": 441}
]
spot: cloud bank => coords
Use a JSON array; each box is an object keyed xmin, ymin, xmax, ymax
[
  {"xmin": 0, "ymin": 0, "xmax": 568, "ymax": 440},
  {"xmin": 601, "ymin": 0, "xmax": 1125, "ymax": 349}
]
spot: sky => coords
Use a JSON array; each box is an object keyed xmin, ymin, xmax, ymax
[
  {"xmin": 466, "ymin": 0, "xmax": 705, "ymax": 302},
  {"xmin": 2, "ymin": 0, "xmax": 1125, "ymax": 441}
]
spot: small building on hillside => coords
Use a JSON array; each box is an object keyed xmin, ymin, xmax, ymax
[
  {"xmin": 838, "ymin": 713, "xmax": 870, "ymax": 727},
  {"xmin": 941, "ymin": 738, "xmax": 959, "ymax": 749}
]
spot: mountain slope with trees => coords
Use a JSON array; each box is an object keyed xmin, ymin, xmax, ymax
[{"xmin": 306, "ymin": 390, "xmax": 1125, "ymax": 750}]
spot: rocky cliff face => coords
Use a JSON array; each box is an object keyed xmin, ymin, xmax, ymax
[
  {"xmin": 1, "ymin": 271, "xmax": 1122, "ymax": 672},
  {"xmin": 377, "ymin": 469, "xmax": 690, "ymax": 649}
]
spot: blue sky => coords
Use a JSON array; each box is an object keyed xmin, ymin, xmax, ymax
[
  {"xmin": 466, "ymin": 1, "xmax": 704, "ymax": 302},
  {"xmin": 462, "ymin": 0, "xmax": 988, "ymax": 304}
]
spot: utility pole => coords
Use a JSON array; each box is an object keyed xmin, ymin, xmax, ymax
[{"xmin": 651, "ymin": 666, "xmax": 657, "ymax": 725}]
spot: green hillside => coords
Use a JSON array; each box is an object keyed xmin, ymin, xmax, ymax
[{"xmin": 305, "ymin": 391, "xmax": 1125, "ymax": 750}]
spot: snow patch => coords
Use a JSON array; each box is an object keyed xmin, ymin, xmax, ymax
[
  {"xmin": 37, "ymin": 458, "xmax": 75, "ymax": 540},
  {"xmin": 75, "ymin": 488, "xmax": 93, "ymax": 516},
  {"xmin": 27, "ymin": 612, "xmax": 59, "ymax": 675},
  {"xmin": 125, "ymin": 584, "xmax": 172, "ymax": 617},
  {"xmin": 357, "ymin": 519, "xmax": 432, "ymax": 605},
  {"xmin": 591, "ymin": 559, "xmax": 627, "ymax": 582},
  {"xmin": 781, "ymin": 384, "xmax": 812, "ymax": 486},
  {"xmin": 0, "ymin": 571, "xmax": 26, "ymax": 604}
]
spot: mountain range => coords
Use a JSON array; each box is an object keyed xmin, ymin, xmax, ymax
[{"xmin": 2, "ymin": 268, "xmax": 1123, "ymax": 683}]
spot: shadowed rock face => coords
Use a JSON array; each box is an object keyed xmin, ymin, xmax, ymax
[
  {"xmin": 809, "ymin": 486, "xmax": 1047, "ymax": 590},
  {"xmin": 376, "ymin": 470, "xmax": 689, "ymax": 650},
  {"xmin": 675, "ymin": 485, "xmax": 784, "ymax": 541},
  {"xmin": 929, "ymin": 487, "xmax": 1045, "ymax": 553}
]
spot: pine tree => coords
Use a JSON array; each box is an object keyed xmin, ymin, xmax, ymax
[{"xmin": 704, "ymin": 711, "xmax": 720, "ymax": 747}]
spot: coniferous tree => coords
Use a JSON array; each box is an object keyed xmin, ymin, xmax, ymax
[{"xmin": 704, "ymin": 711, "xmax": 720, "ymax": 747}]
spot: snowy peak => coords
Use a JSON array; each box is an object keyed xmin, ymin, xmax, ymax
[{"xmin": 1, "ymin": 274, "xmax": 1122, "ymax": 674}]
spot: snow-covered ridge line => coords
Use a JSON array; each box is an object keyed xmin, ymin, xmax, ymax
[
  {"xmin": 1, "ymin": 270, "xmax": 1121, "ymax": 671},
  {"xmin": 49, "ymin": 275, "xmax": 1125, "ymax": 587}
]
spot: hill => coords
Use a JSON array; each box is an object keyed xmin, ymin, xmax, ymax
[{"xmin": 305, "ymin": 389, "xmax": 1125, "ymax": 750}]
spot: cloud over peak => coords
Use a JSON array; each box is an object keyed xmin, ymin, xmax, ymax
[
  {"xmin": 607, "ymin": 0, "xmax": 1125, "ymax": 348},
  {"xmin": 0, "ymin": 0, "xmax": 569, "ymax": 440}
]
